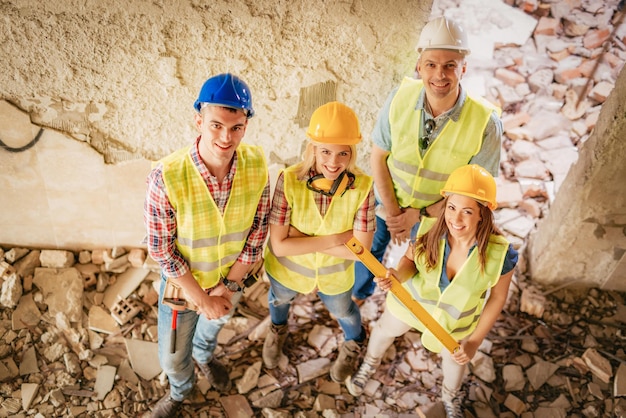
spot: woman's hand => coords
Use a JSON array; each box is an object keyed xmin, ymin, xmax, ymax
[
  {"xmin": 451, "ymin": 339, "xmax": 480, "ymax": 366},
  {"xmin": 373, "ymin": 268, "xmax": 397, "ymax": 292}
]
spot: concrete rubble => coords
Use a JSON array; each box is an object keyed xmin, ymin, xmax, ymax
[{"xmin": 1, "ymin": 0, "xmax": 626, "ymax": 417}]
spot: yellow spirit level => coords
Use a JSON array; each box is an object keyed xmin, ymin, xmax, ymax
[{"xmin": 346, "ymin": 237, "xmax": 460, "ymax": 353}]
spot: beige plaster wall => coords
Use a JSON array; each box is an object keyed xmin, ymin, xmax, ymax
[
  {"xmin": 528, "ymin": 64, "xmax": 626, "ymax": 291},
  {"xmin": 0, "ymin": 0, "xmax": 429, "ymax": 250}
]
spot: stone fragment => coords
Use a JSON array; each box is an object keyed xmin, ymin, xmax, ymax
[
  {"xmin": 49, "ymin": 388, "xmax": 65, "ymax": 407},
  {"xmin": 5, "ymin": 247, "xmax": 29, "ymax": 263},
  {"xmin": 504, "ymin": 393, "xmax": 526, "ymax": 415},
  {"xmin": 307, "ymin": 324, "xmax": 337, "ymax": 357},
  {"xmin": 40, "ymin": 250, "xmax": 75, "ymax": 268},
  {"xmin": 103, "ymin": 388, "xmax": 122, "ymax": 409},
  {"xmin": 313, "ymin": 393, "xmax": 335, "ymax": 411},
  {"xmin": 128, "ymin": 248, "xmax": 146, "ymax": 268},
  {"xmin": 124, "ymin": 338, "xmax": 161, "ymax": 380},
  {"xmin": 297, "ymin": 357, "xmax": 331, "ymax": 384},
  {"xmin": 0, "ymin": 356, "xmax": 18, "ymax": 382},
  {"xmin": 33, "ymin": 267, "xmax": 83, "ymax": 322},
  {"xmin": 94, "ymin": 365, "xmax": 117, "ymax": 401},
  {"xmin": 78, "ymin": 250, "xmax": 92, "ymax": 264},
  {"xmin": 13, "ymin": 250, "xmax": 41, "ymax": 279},
  {"xmin": 236, "ymin": 360, "xmax": 262, "ymax": 395},
  {"xmin": 582, "ymin": 348, "xmax": 612, "ymax": 384},
  {"xmin": 251, "ymin": 388, "xmax": 283, "ymax": 409},
  {"xmin": 520, "ymin": 286, "xmax": 546, "ymax": 317},
  {"xmin": 220, "ymin": 394, "xmax": 255, "ymax": 417},
  {"xmin": 102, "ymin": 267, "xmax": 150, "ymax": 309},
  {"xmin": 526, "ymin": 360, "xmax": 559, "ymax": 390},
  {"xmin": 471, "ymin": 351, "xmax": 496, "ymax": 383},
  {"xmin": 0, "ymin": 273, "xmax": 22, "ymax": 308},
  {"xmin": 91, "ymin": 250, "xmax": 106, "ymax": 265},
  {"xmin": 21, "ymin": 382, "xmax": 39, "ymax": 411},
  {"xmin": 615, "ymin": 362, "xmax": 626, "ymax": 397},
  {"xmin": 589, "ymin": 81, "xmax": 614, "ymax": 103},
  {"xmin": 19, "ymin": 346, "xmax": 39, "ymax": 375},
  {"xmin": 503, "ymin": 364, "xmax": 526, "ymax": 391}
]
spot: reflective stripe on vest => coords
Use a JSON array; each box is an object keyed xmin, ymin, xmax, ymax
[
  {"xmin": 387, "ymin": 77, "xmax": 496, "ymax": 208},
  {"xmin": 386, "ymin": 217, "xmax": 509, "ymax": 352},
  {"xmin": 265, "ymin": 166, "xmax": 373, "ymax": 295},
  {"xmin": 160, "ymin": 143, "xmax": 267, "ymax": 289}
]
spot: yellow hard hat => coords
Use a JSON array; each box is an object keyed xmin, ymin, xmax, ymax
[
  {"xmin": 306, "ymin": 101, "xmax": 362, "ymax": 145},
  {"xmin": 440, "ymin": 165, "xmax": 497, "ymax": 210},
  {"xmin": 415, "ymin": 17, "xmax": 470, "ymax": 55}
]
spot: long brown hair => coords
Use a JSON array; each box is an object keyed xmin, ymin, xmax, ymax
[{"xmin": 414, "ymin": 196, "xmax": 502, "ymax": 272}]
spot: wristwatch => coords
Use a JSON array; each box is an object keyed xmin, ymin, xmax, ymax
[{"xmin": 222, "ymin": 277, "xmax": 243, "ymax": 292}]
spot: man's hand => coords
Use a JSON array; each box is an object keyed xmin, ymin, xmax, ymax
[
  {"xmin": 386, "ymin": 207, "xmax": 420, "ymax": 244},
  {"xmin": 195, "ymin": 287, "xmax": 233, "ymax": 320}
]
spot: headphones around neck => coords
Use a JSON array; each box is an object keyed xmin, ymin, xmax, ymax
[{"xmin": 306, "ymin": 170, "xmax": 355, "ymax": 197}]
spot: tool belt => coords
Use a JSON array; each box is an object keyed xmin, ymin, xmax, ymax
[{"xmin": 161, "ymin": 258, "xmax": 264, "ymax": 311}]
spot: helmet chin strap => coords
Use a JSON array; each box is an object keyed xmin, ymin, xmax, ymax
[{"xmin": 306, "ymin": 171, "xmax": 355, "ymax": 197}]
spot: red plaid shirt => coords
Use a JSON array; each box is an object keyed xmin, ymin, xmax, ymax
[
  {"xmin": 144, "ymin": 137, "xmax": 270, "ymax": 278},
  {"xmin": 269, "ymin": 170, "xmax": 375, "ymax": 230}
]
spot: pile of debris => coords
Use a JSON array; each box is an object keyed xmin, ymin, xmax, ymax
[{"xmin": 1, "ymin": 246, "xmax": 626, "ymax": 418}]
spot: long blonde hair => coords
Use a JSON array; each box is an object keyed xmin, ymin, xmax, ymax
[
  {"xmin": 293, "ymin": 141, "xmax": 364, "ymax": 179},
  {"xmin": 415, "ymin": 196, "xmax": 502, "ymax": 272}
]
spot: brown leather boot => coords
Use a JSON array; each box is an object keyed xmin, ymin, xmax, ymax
[
  {"xmin": 196, "ymin": 357, "xmax": 232, "ymax": 393},
  {"xmin": 262, "ymin": 322, "xmax": 288, "ymax": 369},
  {"xmin": 330, "ymin": 339, "xmax": 362, "ymax": 383},
  {"xmin": 151, "ymin": 392, "xmax": 182, "ymax": 418}
]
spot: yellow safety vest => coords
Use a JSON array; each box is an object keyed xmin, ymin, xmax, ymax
[
  {"xmin": 386, "ymin": 217, "xmax": 509, "ymax": 352},
  {"xmin": 265, "ymin": 166, "xmax": 373, "ymax": 295},
  {"xmin": 387, "ymin": 77, "xmax": 497, "ymax": 209},
  {"xmin": 160, "ymin": 143, "xmax": 267, "ymax": 289}
]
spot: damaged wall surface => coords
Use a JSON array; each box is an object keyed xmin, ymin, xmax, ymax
[
  {"xmin": 0, "ymin": 0, "xmax": 428, "ymax": 249},
  {"xmin": 529, "ymin": 64, "xmax": 626, "ymax": 291}
]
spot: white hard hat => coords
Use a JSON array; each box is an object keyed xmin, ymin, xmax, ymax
[{"xmin": 415, "ymin": 17, "xmax": 470, "ymax": 55}]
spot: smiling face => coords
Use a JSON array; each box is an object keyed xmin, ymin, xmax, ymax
[
  {"xmin": 194, "ymin": 105, "xmax": 248, "ymax": 166},
  {"xmin": 417, "ymin": 49, "xmax": 467, "ymax": 103},
  {"xmin": 444, "ymin": 193, "xmax": 482, "ymax": 241},
  {"xmin": 313, "ymin": 143, "xmax": 353, "ymax": 180}
]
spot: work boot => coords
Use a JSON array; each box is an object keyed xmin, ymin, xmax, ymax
[
  {"xmin": 442, "ymin": 387, "xmax": 465, "ymax": 418},
  {"xmin": 151, "ymin": 392, "xmax": 182, "ymax": 418},
  {"xmin": 330, "ymin": 339, "xmax": 361, "ymax": 383},
  {"xmin": 263, "ymin": 322, "xmax": 288, "ymax": 369},
  {"xmin": 345, "ymin": 354, "xmax": 381, "ymax": 396},
  {"xmin": 196, "ymin": 358, "xmax": 232, "ymax": 393}
]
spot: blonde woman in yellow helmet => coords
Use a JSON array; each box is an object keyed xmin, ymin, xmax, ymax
[
  {"xmin": 346, "ymin": 165, "xmax": 518, "ymax": 418},
  {"xmin": 263, "ymin": 101, "xmax": 375, "ymax": 383}
]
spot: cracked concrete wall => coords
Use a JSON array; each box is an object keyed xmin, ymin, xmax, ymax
[
  {"xmin": 0, "ymin": 0, "xmax": 427, "ymax": 165},
  {"xmin": 528, "ymin": 64, "xmax": 626, "ymax": 291},
  {"xmin": 0, "ymin": 0, "xmax": 429, "ymax": 250}
]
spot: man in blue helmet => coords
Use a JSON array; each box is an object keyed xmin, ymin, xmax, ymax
[{"xmin": 145, "ymin": 73, "xmax": 270, "ymax": 417}]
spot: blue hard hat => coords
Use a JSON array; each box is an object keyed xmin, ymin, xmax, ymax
[{"xmin": 193, "ymin": 73, "xmax": 255, "ymax": 118}]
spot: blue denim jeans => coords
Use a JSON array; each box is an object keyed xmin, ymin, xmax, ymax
[
  {"xmin": 157, "ymin": 276, "xmax": 241, "ymax": 401},
  {"xmin": 353, "ymin": 214, "xmax": 420, "ymax": 300},
  {"xmin": 267, "ymin": 273, "xmax": 364, "ymax": 342}
]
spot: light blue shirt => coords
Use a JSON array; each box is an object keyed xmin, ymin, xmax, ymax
[{"xmin": 371, "ymin": 83, "xmax": 503, "ymax": 203}]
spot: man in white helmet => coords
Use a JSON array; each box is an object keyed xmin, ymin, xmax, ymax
[{"xmin": 353, "ymin": 16, "xmax": 502, "ymax": 305}]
